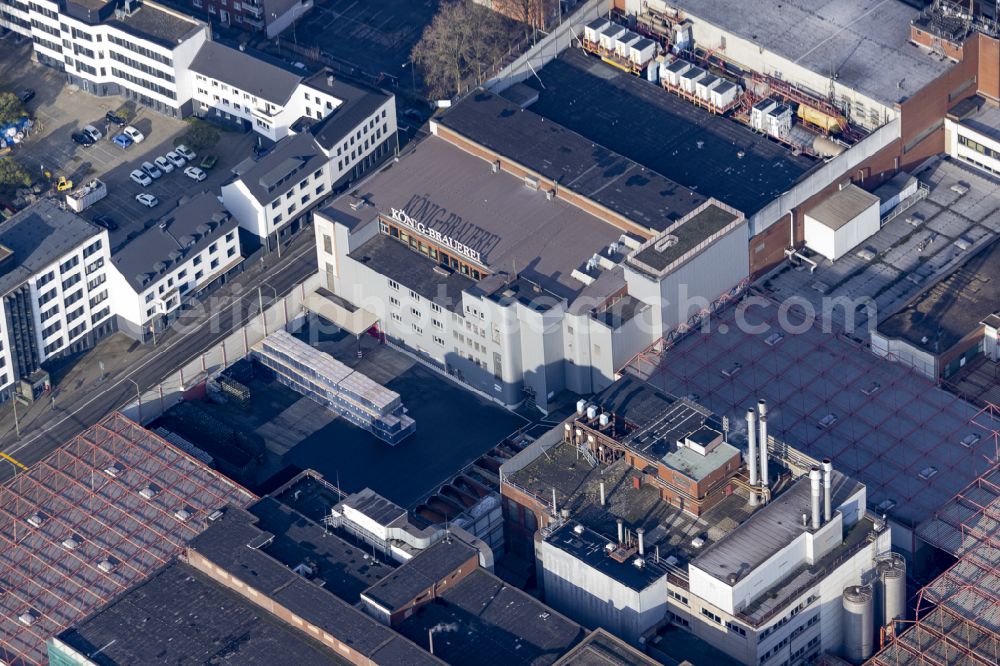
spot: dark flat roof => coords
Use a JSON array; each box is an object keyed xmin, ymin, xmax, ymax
[
  {"xmin": 395, "ymin": 568, "xmax": 586, "ymax": 666},
  {"xmin": 106, "ymin": 0, "xmax": 203, "ymax": 48},
  {"xmin": 438, "ymin": 90, "xmax": 707, "ymax": 232},
  {"xmin": 111, "ymin": 192, "xmax": 237, "ymax": 291},
  {"xmin": 363, "ymin": 538, "xmax": 477, "ymax": 612},
  {"xmin": 629, "ymin": 202, "xmax": 741, "ymax": 276},
  {"xmin": 546, "ymin": 522, "xmax": 666, "ymax": 591},
  {"xmin": 0, "ymin": 199, "xmax": 99, "ymax": 297},
  {"xmin": 190, "ymin": 40, "xmax": 303, "ymax": 105},
  {"xmin": 332, "ymin": 136, "xmax": 623, "ymax": 302},
  {"xmin": 877, "ymin": 240, "xmax": 1000, "ymax": 354},
  {"xmin": 57, "ymin": 561, "xmax": 351, "ymax": 666},
  {"xmin": 348, "ymin": 233, "xmax": 474, "ymax": 312},
  {"xmin": 522, "ymin": 50, "xmax": 816, "ymax": 215}
]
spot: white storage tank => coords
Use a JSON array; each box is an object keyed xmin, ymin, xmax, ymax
[
  {"xmin": 878, "ymin": 554, "xmax": 907, "ymax": 630},
  {"xmin": 599, "ymin": 24, "xmax": 626, "ymax": 52},
  {"xmin": 663, "ymin": 59, "xmax": 690, "ymax": 87},
  {"xmin": 615, "ymin": 31, "xmax": 640, "ymax": 59},
  {"xmin": 583, "ymin": 17, "xmax": 610, "ymax": 45},
  {"xmin": 679, "ymin": 66, "xmax": 705, "ymax": 94},
  {"xmin": 843, "ymin": 584, "xmax": 874, "ymax": 663},
  {"xmin": 630, "ymin": 38, "xmax": 657, "ymax": 66},
  {"xmin": 695, "ymin": 74, "xmax": 718, "ymax": 101},
  {"xmin": 709, "ymin": 80, "xmax": 739, "ymax": 109},
  {"xmin": 751, "ymin": 99, "xmax": 776, "ymax": 132}
]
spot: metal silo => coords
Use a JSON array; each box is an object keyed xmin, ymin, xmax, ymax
[
  {"xmin": 842, "ymin": 584, "xmax": 874, "ymax": 663},
  {"xmin": 878, "ymin": 554, "xmax": 907, "ymax": 630}
]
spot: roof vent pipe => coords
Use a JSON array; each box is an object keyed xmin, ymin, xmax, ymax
[
  {"xmin": 810, "ymin": 467, "xmax": 822, "ymax": 529},
  {"xmin": 822, "ymin": 458, "xmax": 833, "ymax": 523},
  {"xmin": 758, "ymin": 400, "xmax": 769, "ymax": 489},
  {"xmin": 617, "ymin": 518, "xmax": 624, "ymax": 545},
  {"xmin": 746, "ymin": 408, "xmax": 758, "ymax": 486},
  {"xmin": 599, "ymin": 481, "xmax": 606, "ymax": 507},
  {"xmin": 637, "ymin": 528, "xmax": 645, "ymax": 556}
]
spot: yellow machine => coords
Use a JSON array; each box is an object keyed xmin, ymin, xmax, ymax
[
  {"xmin": 797, "ymin": 105, "xmax": 843, "ymax": 134},
  {"xmin": 55, "ymin": 176, "xmax": 73, "ymax": 191}
]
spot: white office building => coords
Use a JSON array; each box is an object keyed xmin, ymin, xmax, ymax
[
  {"xmin": 221, "ymin": 85, "xmax": 396, "ymax": 244},
  {"xmin": 313, "ymin": 92, "xmax": 748, "ymax": 411},
  {"xmin": 2, "ymin": 0, "xmax": 208, "ymax": 117},
  {"xmin": 944, "ymin": 95, "xmax": 1000, "ymax": 178},
  {"xmin": 105, "ymin": 192, "xmax": 242, "ymax": 341},
  {"xmin": 0, "ymin": 200, "xmax": 112, "ymax": 400}
]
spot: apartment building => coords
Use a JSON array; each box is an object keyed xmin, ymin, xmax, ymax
[
  {"xmin": 1, "ymin": 0, "xmax": 208, "ymax": 117},
  {"xmin": 105, "ymin": 192, "xmax": 242, "ymax": 341},
  {"xmin": 187, "ymin": 0, "xmax": 312, "ymax": 38},
  {"xmin": 0, "ymin": 200, "xmax": 112, "ymax": 400},
  {"xmin": 221, "ymin": 82, "xmax": 396, "ymax": 244}
]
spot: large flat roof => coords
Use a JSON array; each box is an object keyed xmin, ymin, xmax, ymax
[
  {"xmin": 877, "ymin": 239, "xmax": 1000, "ymax": 354},
  {"xmin": 0, "ymin": 199, "xmax": 99, "ymax": 297},
  {"xmin": 665, "ymin": 0, "xmax": 953, "ymax": 106},
  {"xmin": 362, "ymin": 538, "xmax": 477, "ymax": 613},
  {"xmin": 395, "ymin": 568, "xmax": 586, "ymax": 666},
  {"xmin": 957, "ymin": 98, "xmax": 1000, "ymax": 144},
  {"xmin": 106, "ymin": 0, "xmax": 203, "ymax": 48},
  {"xmin": 56, "ymin": 561, "xmax": 351, "ymax": 665},
  {"xmin": 437, "ymin": 90, "xmax": 708, "ymax": 232},
  {"xmin": 0, "ymin": 413, "xmax": 256, "ymax": 666},
  {"xmin": 638, "ymin": 297, "xmax": 994, "ymax": 528},
  {"xmin": 522, "ymin": 50, "xmax": 817, "ymax": 215},
  {"xmin": 333, "ymin": 136, "xmax": 623, "ymax": 302}
]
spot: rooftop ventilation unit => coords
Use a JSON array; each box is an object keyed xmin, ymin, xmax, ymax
[
  {"xmin": 961, "ymin": 433, "xmax": 980, "ymax": 448},
  {"xmin": 27, "ymin": 513, "xmax": 46, "ymax": 528},
  {"xmin": 174, "ymin": 508, "xmax": 192, "ymax": 522},
  {"xmin": 208, "ymin": 509, "xmax": 224, "ymax": 522},
  {"xmin": 139, "ymin": 485, "xmax": 157, "ymax": 500},
  {"xmin": 97, "ymin": 558, "xmax": 116, "ymax": 573},
  {"xmin": 523, "ymin": 176, "xmax": 539, "ymax": 190},
  {"xmin": 62, "ymin": 536, "xmax": 80, "ymax": 551},
  {"xmin": 491, "ymin": 160, "xmax": 500, "ymax": 174},
  {"xmin": 18, "ymin": 612, "xmax": 35, "ymax": 627},
  {"xmin": 654, "ymin": 234, "xmax": 679, "ymax": 252}
]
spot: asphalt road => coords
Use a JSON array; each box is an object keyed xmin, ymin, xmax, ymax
[{"xmin": 0, "ymin": 233, "xmax": 317, "ymax": 481}]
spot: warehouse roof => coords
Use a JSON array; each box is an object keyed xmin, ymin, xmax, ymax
[
  {"xmin": 56, "ymin": 562, "xmax": 351, "ymax": 665},
  {"xmin": 111, "ymin": 191, "xmax": 238, "ymax": 291},
  {"xmin": 190, "ymin": 40, "xmax": 303, "ymax": 105},
  {"xmin": 877, "ymin": 239, "xmax": 1000, "ymax": 354},
  {"xmin": 334, "ymin": 136, "xmax": 623, "ymax": 302},
  {"xmin": 0, "ymin": 199, "xmax": 100, "ymax": 297},
  {"xmin": 523, "ymin": 50, "xmax": 816, "ymax": 216},
  {"xmin": 395, "ymin": 568, "xmax": 586, "ymax": 666},
  {"xmin": 437, "ymin": 90, "xmax": 707, "ymax": 232},
  {"xmin": 664, "ymin": 0, "xmax": 952, "ymax": 106},
  {"xmin": 805, "ymin": 184, "xmax": 879, "ymax": 231},
  {"xmin": 0, "ymin": 413, "xmax": 256, "ymax": 666}
]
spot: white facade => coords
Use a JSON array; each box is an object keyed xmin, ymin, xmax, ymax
[
  {"xmin": 945, "ymin": 116, "xmax": 1000, "ymax": 177},
  {"xmin": 3, "ymin": 0, "xmax": 209, "ymax": 116}
]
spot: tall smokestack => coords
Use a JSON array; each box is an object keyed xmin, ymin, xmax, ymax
[
  {"xmin": 822, "ymin": 458, "xmax": 833, "ymax": 523},
  {"xmin": 599, "ymin": 481, "xmax": 606, "ymax": 507},
  {"xmin": 810, "ymin": 467, "xmax": 822, "ymax": 529},
  {"xmin": 637, "ymin": 528, "xmax": 645, "ymax": 556},
  {"xmin": 617, "ymin": 518, "xmax": 624, "ymax": 545},
  {"xmin": 746, "ymin": 408, "xmax": 758, "ymax": 485},
  {"xmin": 552, "ymin": 488, "xmax": 557, "ymax": 517},
  {"xmin": 758, "ymin": 400, "xmax": 769, "ymax": 489}
]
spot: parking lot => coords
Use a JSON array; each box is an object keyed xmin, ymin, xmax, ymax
[
  {"xmin": 294, "ymin": 0, "xmax": 440, "ymax": 90},
  {"xmin": 1, "ymin": 36, "xmax": 256, "ymax": 242}
]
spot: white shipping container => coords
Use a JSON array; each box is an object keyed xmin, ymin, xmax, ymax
[
  {"xmin": 630, "ymin": 38, "xmax": 657, "ymax": 66},
  {"xmin": 709, "ymin": 80, "xmax": 739, "ymax": 108},
  {"xmin": 663, "ymin": 59, "xmax": 690, "ymax": 87},
  {"xmin": 750, "ymin": 99, "xmax": 776, "ymax": 131},
  {"xmin": 599, "ymin": 24, "xmax": 626, "ymax": 51},
  {"xmin": 679, "ymin": 66, "xmax": 705, "ymax": 94},
  {"xmin": 696, "ymin": 74, "xmax": 718, "ymax": 101},
  {"xmin": 583, "ymin": 17, "xmax": 610, "ymax": 44},
  {"xmin": 615, "ymin": 31, "xmax": 640, "ymax": 58}
]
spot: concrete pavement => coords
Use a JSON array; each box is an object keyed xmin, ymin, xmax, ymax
[{"xmin": 0, "ymin": 232, "xmax": 318, "ymax": 480}]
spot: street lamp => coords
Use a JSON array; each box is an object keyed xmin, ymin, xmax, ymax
[{"xmin": 127, "ymin": 378, "xmax": 142, "ymax": 420}]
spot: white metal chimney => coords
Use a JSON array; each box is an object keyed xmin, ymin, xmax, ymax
[
  {"xmin": 746, "ymin": 408, "xmax": 759, "ymax": 507},
  {"xmin": 637, "ymin": 528, "xmax": 645, "ymax": 556},
  {"xmin": 822, "ymin": 458, "xmax": 833, "ymax": 523},
  {"xmin": 599, "ymin": 481, "xmax": 606, "ymax": 506},
  {"xmin": 617, "ymin": 518, "xmax": 624, "ymax": 545},
  {"xmin": 758, "ymin": 400, "xmax": 769, "ymax": 489},
  {"xmin": 810, "ymin": 467, "xmax": 822, "ymax": 529}
]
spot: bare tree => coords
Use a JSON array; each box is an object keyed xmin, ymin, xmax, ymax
[{"xmin": 412, "ymin": 1, "xmax": 519, "ymax": 100}]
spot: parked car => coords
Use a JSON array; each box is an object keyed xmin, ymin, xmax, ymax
[
  {"xmin": 92, "ymin": 214, "xmax": 118, "ymax": 231},
  {"xmin": 199, "ymin": 154, "xmax": 218, "ymax": 170},
  {"xmin": 122, "ymin": 125, "xmax": 144, "ymax": 143},
  {"xmin": 129, "ymin": 169, "xmax": 152, "ymax": 187},
  {"xmin": 154, "ymin": 156, "xmax": 174, "ymax": 173},
  {"xmin": 165, "ymin": 151, "xmax": 185, "ymax": 168},
  {"xmin": 17, "ymin": 89, "xmax": 35, "ymax": 104},
  {"xmin": 81, "ymin": 125, "xmax": 102, "ymax": 142},
  {"xmin": 135, "ymin": 193, "xmax": 159, "ymax": 208},
  {"xmin": 72, "ymin": 131, "xmax": 95, "ymax": 147},
  {"xmin": 141, "ymin": 161, "xmax": 162, "ymax": 179},
  {"xmin": 175, "ymin": 144, "xmax": 196, "ymax": 161},
  {"xmin": 112, "ymin": 134, "xmax": 133, "ymax": 149},
  {"xmin": 105, "ymin": 111, "xmax": 127, "ymax": 126},
  {"xmin": 184, "ymin": 166, "xmax": 206, "ymax": 182}
]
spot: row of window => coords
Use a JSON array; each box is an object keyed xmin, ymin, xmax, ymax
[
  {"xmin": 958, "ymin": 133, "xmax": 1000, "ymax": 161},
  {"xmin": 335, "ymin": 108, "xmax": 389, "ymax": 157},
  {"xmin": 107, "ymin": 34, "xmax": 172, "ymax": 66},
  {"xmin": 111, "ymin": 67, "xmax": 176, "ymax": 100},
  {"xmin": 109, "ymin": 49, "xmax": 174, "ymax": 83},
  {"xmin": 381, "ymin": 220, "xmax": 485, "ymax": 281}
]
